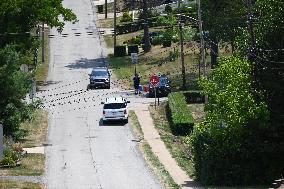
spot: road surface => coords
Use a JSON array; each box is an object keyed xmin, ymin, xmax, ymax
[{"xmin": 39, "ymin": 0, "xmax": 164, "ymax": 188}]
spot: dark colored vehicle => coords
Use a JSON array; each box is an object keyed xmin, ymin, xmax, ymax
[
  {"xmin": 163, "ymin": 0, "xmax": 173, "ymax": 4},
  {"xmin": 148, "ymin": 75, "xmax": 171, "ymax": 98},
  {"xmin": 88, "ymin": 67, "xmax": 110, "ymax": 89}
]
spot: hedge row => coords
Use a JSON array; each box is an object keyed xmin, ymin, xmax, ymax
[
  {"xmin": 114, "ymin": 45, "xmax": 139, "ymax": 57},
  {"xmin": 116, "ymin": 17, "xmax": 164, "ymax": 35},
  {"xmin": 168, "ymin": 92, "xmax": 194, "ymax": 135}
]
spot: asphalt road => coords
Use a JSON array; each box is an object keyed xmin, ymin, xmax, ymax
[{"xmin": 39, "ymin": 0, "xmax": 164, "ymax": 188}]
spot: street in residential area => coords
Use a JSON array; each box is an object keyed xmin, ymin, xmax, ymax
[{"xmin": 41, "ymin": 0, "xmax": 162, "ymax": 188}]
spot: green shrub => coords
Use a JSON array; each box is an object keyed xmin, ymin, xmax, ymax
[
  {"xmin": 162, "ymin": 40, "xmax": 172, "ymax": 47},
  {"xmin": 128, "ymin": 45, "xmax": 139, "ymax": 55},
  {"xmin": 114, "ymin": 45, "xmax": 127, "ymax": 57},
  {"xmin": 120, "ymin": 12, "xmax": 132, "ymax": 23},
  {"xmin": 168, "ymin": 92, "xmax": 194, "ymax": 135},
  {"xmin": 165, "ymin": 5, "xmax": 172, "ymax": 14},
  {"xmin": 4, "ymin": 145, "xmax": 20, "ymax": 161},
  {"xmin": 125, "ymin": 36, "xmax": 142, "ymax": 45},
  {"xmin": 189, "ymin": 57, "xmax": 275, "ymax": 185},
  {"xmin": 151, "ymin": 36, "xmax": 163, "ymax": 46},
  {"xmin": 0, "ymin": 156, "xmax": 16, "ymax": 166},
  {"xmin": 97, "ymin": 5, "xmax": 103, "ymax": 13}
]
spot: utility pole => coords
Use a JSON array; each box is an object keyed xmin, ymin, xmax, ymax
[
  {"xmin": 178, "ymin": 0, "xmax": 186, "ymax": 90},
  {"xmin": 105, "ymin": 0, "xmax": 108, "ymax": 19},
  {"xmin": 197, "ymin": 0, "xmax": 206, "ymax": 77},
  {"xmin": 41, "ymin": 22, "xmax": 45, "ymax": 63},
  {"xmin": 34, "ymin": 26, "xmax": 39, "ymax": 67},
  {"xmin": 113, "ymin": 0, "xmax": 117, "ymax": 48},
  {"xmin": 0, "ymin": 124, "xmax": 3, "ymax": 161}
]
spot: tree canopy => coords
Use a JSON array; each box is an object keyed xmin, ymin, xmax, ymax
[{"xmin": 0, "ymin": 0, "xmax": 77, "ymax": 139}]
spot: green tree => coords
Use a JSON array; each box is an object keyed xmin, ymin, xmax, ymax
[
  {"xmin": 0, "ymin": 0, "xmax": 77, "ymax": 46},
  {"xmin": 190, "ymin": 56, "xmax": 275, "ymax": 185},
  {"xmin": 0, "ymin": 46, "xmax": 34, "ymax": 139}
]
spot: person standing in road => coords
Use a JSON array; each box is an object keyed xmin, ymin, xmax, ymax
[{"xmin": 133, "ymin": 74, "xmax": 140, "ymax": 95}]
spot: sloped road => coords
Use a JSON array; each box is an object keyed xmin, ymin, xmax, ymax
[{"xmin": 41, "ymin": 0, "xmax": 164, "ymax": 188}]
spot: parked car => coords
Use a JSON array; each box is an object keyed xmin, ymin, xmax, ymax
[
  {"xmin": 163, "ymin": 0, "xmax": 173, "ymax": 4},
  {"xmin": 148, "ymin": 75, "xmax": 171, "ymax": 98},
  {"xmin": 101, "ymin": 97, "xmax": 130, "ymax": 124},
  {"xmin": 88, "ymin": 67, "xmax": 110, "ymax": 89}
]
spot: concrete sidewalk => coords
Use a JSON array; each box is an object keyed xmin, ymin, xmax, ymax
[{"xmin": 133, "ymin": 103, "xmax": 203, "ymax": 189}]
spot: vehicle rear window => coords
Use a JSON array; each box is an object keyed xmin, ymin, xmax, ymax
[{"xmin": 104, "ymin": 103, "xmax": 126, "ymax": 109}]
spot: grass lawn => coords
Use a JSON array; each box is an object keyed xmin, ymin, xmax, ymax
[
  {"xmin": 97, "ymin": 18, "xmax": 116, "ymax": 28},
  {"xmin": 108, "ymin": 26, "xmax": 211, "ymax": 90},
  {"xmin": 188, "ymin": 104, "xmax": 205, "ymax": 123},
  {"xmin": 20, "ymin": 109, "xmax": 48, "ymax": 148},
  {"xmin": 110, "ymin": 50, "xmax": 204, "ymax": 90},
  {"xmin": 35, "ymin": 27, "xmax": 50, "ymax": 86},
  {"xmin": 0, "ymin": 154, "xmax": 45, "ymax": 176},
  {"xmin": 149, "ymin": 103, "xmax": 195, "ymax": 179},
  {"xmin": 103, "ymin": 35, "xmax": 114, "ymax": 48},
  {"xmin": 128, "ymin": 111, "xmax": 180, "ymax": 189},
  {"xmin": 0, "ymin": 180, "xmax": 43, "ymax": 189}
]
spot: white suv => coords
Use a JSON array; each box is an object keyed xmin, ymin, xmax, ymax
[{"xmin": 101, "ymin": 97, "xmax": 130, "ymax": 123}]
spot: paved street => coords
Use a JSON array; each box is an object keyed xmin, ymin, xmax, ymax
[{"xmin": 39, "ymin": 0, "xmax": 163, "ymax": 188}]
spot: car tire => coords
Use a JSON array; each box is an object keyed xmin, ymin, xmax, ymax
[{"xmin": 124, "ymin": 119, "xmax": 128, "ymax": 124}]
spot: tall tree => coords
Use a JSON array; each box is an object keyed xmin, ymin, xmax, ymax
[
  {"xmin": 0, "ymin": 0, "xmax": 77, "ymax": 46},
  {"xmin": 122, "ymin": 0, "xmax": 160, "ymax": 52},
  {"xmin": 201, "ymin": 0, "xmax": 246, "ymax": 66},
  {"xmin": 0, "ymin": 46, "xmax": 33, "ymax": 139},
  {"xmin": 0, "ymin": 0, "xmax": 77, "ymax": 139}
]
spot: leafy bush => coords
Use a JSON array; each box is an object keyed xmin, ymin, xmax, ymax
[
  {"xmin": 13, "ymin": 143, "xmax": 23, "ymax": 153},
  {"xmin": 128, "ymin": 45, "xmax": 139, "ymax": 55},
  {"xmin": 0, "ymin": 156, "xmax": 16, "ymax": 166},
  {"xmin": 124, "ymin": 36, "xmax": 142, "ymax": 45},
  {"xmin": 162, "ymin": 40, "xmax": 172, "ymax": 47},
  {"xmin": 173, "ymin": 4, "xmax": 197, "ymax": 17},
  {"xmin": 168, "ymin": 92, "xmax": 194, "ymax": 135},
  {"xmin": 114, "ymin": 45, "xmax": 127, "ymax": 57},
  {"xmin": 4, "ymin": 140, "xmax": 20, "ymax": 161},
  {"xmin": 116, "ymin": 17, "xmax": 163, "ymax": 35},
  {"xmin": 190, "ymin": 56, "xmax": 274, "ymax": 185},
  {"xmin": 151, "ymin": 36, "xmax": 163, "ymax": 46},
  {"xmin": 120, "ymin": 12, "xmax": 132, "ymax": 23},
  {"xmin": 165, "ymin": 5, "xmax": 172, "ymax": 14}
]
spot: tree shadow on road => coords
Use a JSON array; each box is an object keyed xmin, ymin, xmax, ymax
[{"xmin": 65, "ymin": 57, "xmax": 109, "ymax": 70}]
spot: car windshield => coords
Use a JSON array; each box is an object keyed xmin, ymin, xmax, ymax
[
  {"xmin": 92, "ymin": 70, "xmax": 108, "ymax": 77},
  {"xmin": 104, "ymin": 103, "xmax": 126, "ymax": 109}
]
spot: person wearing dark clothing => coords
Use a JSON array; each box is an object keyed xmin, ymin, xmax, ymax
[{"xmin": 133, "ymin": 74, "xmax": 140, "ymax": 95}]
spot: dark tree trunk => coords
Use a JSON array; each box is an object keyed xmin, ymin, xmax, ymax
[
  {"xmin": 211, "ymin": 36, "xmax": 218, "ymax": 68},
  {"xmin": 142, "ymin": 0, "xmax": 151, "ymax": 52}
]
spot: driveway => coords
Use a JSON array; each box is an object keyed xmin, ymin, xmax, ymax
[{"xmin": 40, "ymin": 0, "xmax": 163, "ymax": 188}]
